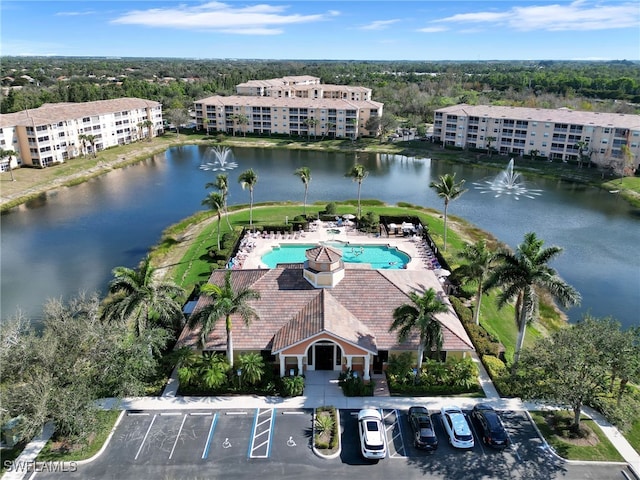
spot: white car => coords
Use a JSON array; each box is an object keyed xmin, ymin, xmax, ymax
[
  {"xmin": 440, "ymin": 406, "xmax": 475, "ymax": 449},
  {"xmin": 357, "ymin": 409, "xmax": 386, "ymax": 459}
]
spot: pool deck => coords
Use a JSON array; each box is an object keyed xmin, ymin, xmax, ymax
[{"xmin": 238, "ymin": 224, "xmax": 432, "ymax": 272}]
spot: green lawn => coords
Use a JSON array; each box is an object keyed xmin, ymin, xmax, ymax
[
  {"xmin": 36, "ymin": 410, "xmax": 122, "ymax": 462},
  {"xmin": 530, "ymin": 411, "xmax": 624, "ymax": 462}
]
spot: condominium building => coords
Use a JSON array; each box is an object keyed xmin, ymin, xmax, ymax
[
  {"xmin": 0, "ymin": 98, "xmax": 163, "ymax": 169},
  {"xmin": 434, "ymin": 104, "xmax": 640, "ymax": 169},
  {"xmin": 235, "ymin": 75, "xmax": 373, "ymax": 101},
  {"xmin": 194, "ymin": 75, "xmax": 382, "ymax": 139}
]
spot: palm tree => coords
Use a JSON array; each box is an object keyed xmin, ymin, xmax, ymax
[
  {"xmin": 455, "ymin": 239, "xmax": 496, "ymax": 325},
  {"xmin": 486, "ymin": 136, "xmax": 497, "ymax": 157},
  {"xmin": 294, "ymin": 167, "xmax": 312, "ymax": 216},
  {"xmin": 430, "ymin": 173, "xmax": 467, "ymax": 252},
  {"xmin": 238, "ymin": 352, "xmax": 265, "ymax": 385},
  {"xmin": 202, "ymin": 191, "xmax": 225, "ymax": 251},
  {"xmin": 202, "ymin": 117, "xmax": 210, "ymax": 135},
  {"xmin": 390, "ymin": 288, "xmax": 449, "ymax": 374},
  {"xmin": 78, "ymin": 134, "xmax": 89, "ymax": 157},
  {"xmin": 188, "ymin": 270, "xmax": 260, "ymax": 367},
  {"xmin": 304, "ymin": 118, "xmax": 319, "ymax": 140},
  {"xmin": 206, "ymin": 173, "xmax": 232, "ymax": 230},
  {"xmin": 102, "ymin": 256, "xmax": 185, "ymax": 337},
  {"xmin": 235, "ymin": 113, "xmax": 249, "ymax": 137},
  {"xmin": 574, "ymin": 141, "xmax": 589, "ymax": 168},
  {"xmin": 0, "ymin": 149, "xmax": 17, "ymax": 181},
  {"xmin": 485, "ymin": 232, "xmax": 582, "ymax": 365},
  {"xmin": 344, "ymin": 162, "xmax": 368, "ymax": 219},
  {"xmin": 238, "ymin": 169, "xmax": 258, "ymax": 228},
  {"xmin": 143, "ymin": 119, "xmax": 154, "ymax": 141},
  {"xmin": 84, "ymin": 134, "xmax": 97, "ymax": 158}
]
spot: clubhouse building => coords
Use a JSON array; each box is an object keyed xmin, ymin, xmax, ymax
[{"xmin": 177, "ymin": 243, "xmax": 474, "ymax": 380}]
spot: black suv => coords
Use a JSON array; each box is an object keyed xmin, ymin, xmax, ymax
[
  {"xmin": 471, "ymin": 404, "xmax": 510, "ymax": 449},
  {"xmin": 408, "ymin": 406, "xmax": 438, "ymax": 450}
]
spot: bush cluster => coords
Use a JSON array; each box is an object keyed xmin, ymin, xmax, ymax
[
  {"xmin": 385, "ymin": 353, "xmax": 480, "ymax": 395},
  {"xmin": 279, "ymin": 375, "xmax": 305, "ymax": 397},
  {"xmin": 450, "ymin": 296, "xmax": 503, "ymax": 357},
  {"xmin": 338, "ymin": 369, "xmax": 375, "ymax": 396}
]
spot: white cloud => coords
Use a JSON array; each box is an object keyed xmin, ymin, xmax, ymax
[
  {"xmin": 111, "ymin": 1, "xmax": 338, "ymax": 35},
  {"xmin": 55, "ymin": 11, "xmax": 97, "ymax": 17},
  {"xmin": 434, "ymin": 1, "xmax": 639, "ymax": 32},
  {"xmin": 417, "ymin": 26, "xmax": 448, "ymax": 33},
  {"xmin": 360, "ymin": 19, "xmax": 400, "ymax": 31}
]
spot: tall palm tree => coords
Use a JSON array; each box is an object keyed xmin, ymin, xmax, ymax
[
  {"xmin": 0, "ymin": 149, "xmax": 17, "ymax": 181},
  {"xmin": 486, "ymin": 136, "xmax": 496, "ymax": 157},
  {"xmin": 344, "ymin": 162, "xmax": 368, "ymax": 219},
  {"xmin": 304, "ymin": 118, "xmax": 318, "ymax": 140},
  {"xmin": 143, "ymin": 119, "xmax": 154, "ymax": 141},
  {"xmin": 102, "ymin": 256, "xmax": 185, "ymax": 337},
  {"xmin": 430, "ymin": 173, "xmax": 467, "ymax": 252},
  {"xmin": 188, "ymin": 270, "xmax": 260, "ymax": 367},
  {"xmin": 485, "ymin": 232, "xmax": 582, "ymax": 365},
  {"xmin": 235, "ymin": 113, "xmax": 249, "ymax": 137},
  {"xmin": 238, "ymin": 169, "xmax": 258, "ymax": 228},
  {"xmin": 84, "ymin": 134, "xmax": 98, "ymax": 158},
  {"xmin": 78, "ymin": 134, "xmax": 89, "ymax": 157},
  {"xmin": 455, "ymin": 239, "xmax": 496, "ymax": 325},
  {"xmin": 206, "ymin": 173, "xmax": 232, "ymax": 230},
  {"xmin": 294, "ymin": 167, "xmax": 312, "ymax": 216},
  {"xmin": 390, "ymin": 288, "xmax": 449, "ymax": 373},
  {"xmin": 574, "ymin": 141, "xmax": 589, "ymax": 168},
  {"xmin": 202, "ymin": 191, "xmax": 225, "ymax": 251}
]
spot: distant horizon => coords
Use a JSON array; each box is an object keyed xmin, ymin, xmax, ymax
[
  {"xmin": 2, "ymin": 55, "xmax": 638, "ymax": 64},
  {"xmin": 1, "ymin": 1, "xmax": 638, "ymax": 61}
]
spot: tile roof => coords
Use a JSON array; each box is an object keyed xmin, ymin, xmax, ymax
[
  {"xmin": 272, "ymin": 289, "xmax": 377, "ymax": 353},
  {"xmin": 0, "ymin": 98, "xmax": 161, "ymax": 128},
  {"xmin": 194, "ymin": 94, "xmax": 384, "ymax": 111},
  {"xmin": 436, "ymin": 104, "xmax": 640, "ymax": 130},
  {"xmin": 178, "ymin": 264, "xmax": 474, "ymax": 354}
]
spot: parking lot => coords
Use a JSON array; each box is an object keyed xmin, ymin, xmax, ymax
[{"xmin": 34, "ymin": 407, "xmax": 630, "ymax": 480}]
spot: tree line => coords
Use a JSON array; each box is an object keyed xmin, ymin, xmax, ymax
[{"xmin": 2, "ymin": 58, "xmax": 638, "ymax": 121}]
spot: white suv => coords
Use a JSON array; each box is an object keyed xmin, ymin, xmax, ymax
[
  {"xmin": 440, "ymin": 406, "xmax": 475, "ymax": 449},
  {"xmin": 357, "ymin": 409, "xmax": 386, "ymax": 460}
]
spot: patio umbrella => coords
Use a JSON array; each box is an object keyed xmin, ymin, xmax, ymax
[{"xmin": 343, "ymin": 213, "xmax": 356, "ymax": 220}]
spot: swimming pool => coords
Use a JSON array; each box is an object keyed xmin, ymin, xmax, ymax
[{"xmin": 261, "ymin": 243, "xmax": 410, "ymax": 269}]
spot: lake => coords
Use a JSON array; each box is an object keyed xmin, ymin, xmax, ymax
[{"xmin": 1, "ymin": 145, "xmax": 638, "ymax": 329}]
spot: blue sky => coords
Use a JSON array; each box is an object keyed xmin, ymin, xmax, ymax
[{"xmin": 1, "ymin": 1, "xmax": 639, "ymax": 60}]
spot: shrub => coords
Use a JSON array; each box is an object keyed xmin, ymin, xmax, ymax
[
  {"xmin": 482, "ymin": 355, "xmax": 515, "ymax": 397},
  {"xmin": 386, "ymin": 352, "xmax": 415, "ymax": 385},
  {"xmin": 279, "ymin": 375, "xmax": 304, "ymax": 397},
  {"xmin": 338, "ymin": 369, "xmax": 375, "ymax": 396},
  {"xmin": 450, "ymin": 296, "xmax": 473, "ymax": 323},
  {"xmin": 324, "ymin": 202, "xmax": 337, "ymax": 215}
]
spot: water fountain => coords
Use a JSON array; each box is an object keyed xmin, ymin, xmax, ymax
[
  {"xmin": 473, "ymin": 158, "xmax": 543, "ymax": 200},
  {"xmin": 199, "ymin": 146, "xmax": 239, "ymax": 172}
]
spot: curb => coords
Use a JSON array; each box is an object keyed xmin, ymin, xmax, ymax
[
  {"xmin": 312, "ymin": 407, "xmax": 341, "ymax": 460},
  {"xmin": 74, "ymin": 410, "xmax": 126, "ymax": 466}
]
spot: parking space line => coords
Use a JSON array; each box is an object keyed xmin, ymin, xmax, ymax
[
  {"xmin": 249, "ymin": 408, "xmax": 275, "ymax": 458},
  {"xmin": 383, "ymin": 409, "xmax": 407, "ymax": 458},
  {"xmin": 160, "ymin": 412, "xmax": 182, "ymax": 416},
  {"xmin": 202, "ymin": 413, "xmax": 219, "ymax": 459},
  {"xmin": 281, "ymin": 411, "xmax": 305, "ymax": 415},
  {"xmin": 168, "ymin": 414, "xmax": 188, "ymax": 459},
  {"xmin": 190, "ymin": 412, "xmax": 213, "ymax": 416},
  {"xmin": 226, "ymin": 411, "xmax": 248, "ymax": 415},
  {"xmin": 127, "ymin": 412, "xmax": 150, "ymax": 416},
  {"xmin": 134, "ymin": 414, "xmax": 157, "ymax": 460},
  {"xmin": 467, "ymin": 413, "xmax": 485, "ymax": 455}
]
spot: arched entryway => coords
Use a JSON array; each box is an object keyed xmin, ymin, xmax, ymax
[{"xmin": 308, "ymin": 341, "xmax": 341, "ymax": 371}]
